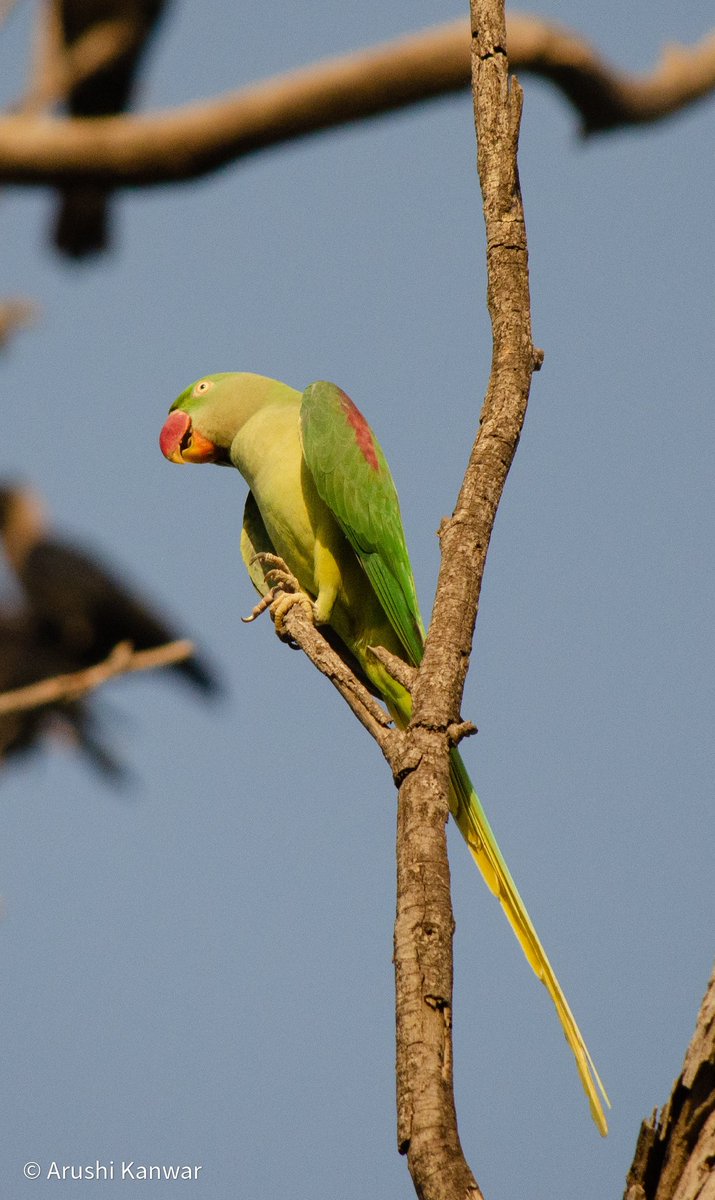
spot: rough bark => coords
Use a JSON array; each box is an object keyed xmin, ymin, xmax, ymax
[
  {"xmin": 391, "ymin": 0, "xmax": 539, "ymax": 1194},
  {"xmin": 239, "ymin": 6, "xmax": 535, "ymax": 1193},
  {"xmin": 625, "ymin": 964, "xmax": 715, "ymax": 1200}
]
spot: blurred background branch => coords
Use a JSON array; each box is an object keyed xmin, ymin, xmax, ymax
[
  {"xmin": 0, "ymin": 297, "xmax": 37, "ymax": 348},
  {"xmin": 0, "ymin": 638, "xmax": 195, "ymax": 715},
  {"xmin": 10, "ymin": 0, "xmax": 168, "ymax": 256},
  {"xmin": 0, "ymin": 14, "xmax": 713, "ymax": 198}
]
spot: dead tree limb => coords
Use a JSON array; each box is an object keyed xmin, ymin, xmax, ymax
[
  {"xmin": 391, "ymin": 0, "xmax": 540, "ymax": 1190},
  {"xmin": 625, "ymin": 963, "xmax": 715, "ymax": 1200},
  {"xmin": 0, "ymin": 17, "xmax": 713, "ymax": 187},
  {"xmin": 270, "ymin": 598, "xmax": 403, "ymax": 766}
]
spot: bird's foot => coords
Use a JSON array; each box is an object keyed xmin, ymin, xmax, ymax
[
  {"xmin": 242, "ymin": 554, "xmax": 315, "ymax": 646},
  {"xmin": 270, "ymin": 589, "xmax": 315, "ymax": 642},
  {"xmin": 241, "ymin": 553, "xmax": 298, "ymax": 623}
]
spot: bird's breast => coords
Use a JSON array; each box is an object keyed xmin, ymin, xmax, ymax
[{"xmin": 231, "ymin": 407, "xmax": 330, "ymax": 596}]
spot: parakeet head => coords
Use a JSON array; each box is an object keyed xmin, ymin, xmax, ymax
[
  {"xmin": 159, "ymin": 374, "xmax": 233, "ymax": 464},
  {"xmin": 159, "ymin": 372, "xmax": 298, "ymax": 466}
]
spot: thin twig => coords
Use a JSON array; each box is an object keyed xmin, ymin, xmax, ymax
[
  {"xmin": 367, "ymin": 644, "xmax": 417, "ymax": 695},
  {"xmin": 0, "ymin": 639, "xmax": 195, "ymax": 713},
  {"xmin": 0, "ymin": 17, "xmax": 712, "ymax": 186}
]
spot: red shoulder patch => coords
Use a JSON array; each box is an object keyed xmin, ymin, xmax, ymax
[{"xmin": 338, "ymin": 390, "xmax": 379, "ymax": 471}]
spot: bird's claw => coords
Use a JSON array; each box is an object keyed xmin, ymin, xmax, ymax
[
  {"xmin": 241, "ymin": 589, "xmax": 278, "ymax": 624},
  {"xmin": 242, "ymin": 554, "xmax": 315, "ymax": 646},
  {"xmin": 249, "ymin": 552, "xmax": 287, "ymax": 572}
]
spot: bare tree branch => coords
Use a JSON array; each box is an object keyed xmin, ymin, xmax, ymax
[
  {"xmin": 367, "ymin": 644, "xmax": 417, "ymax": 696},
  {"xmin": 0, "ymin": 638, "xmax": 196, "ymax": 713},
  {"xmin": 625, "ymin": 962, "xmax": 715, "ymax": 1200},
  {"xmin": 505, "ymin": 16, "xmax": 715, "ymax": 132},
  {"xmin": 390, "ymin": 0, "xmax": 540, "ymax": 1190},
  {"xmin": 0, "ymin": 16, "xmax": 713, "ymax": 188},
  {"xmin": 271, "ymin": 599, "xmax": 403, "ymax": 765}
]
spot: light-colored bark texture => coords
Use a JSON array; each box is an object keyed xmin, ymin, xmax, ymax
[
  {"xmin": 392, "ymin": 0, "xmax": 539, "ymax": 1194},
  {"xmin": 625, "ymin": 964, "xmax": 715, "ymax": 1200}
]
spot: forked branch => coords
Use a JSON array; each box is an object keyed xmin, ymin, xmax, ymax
[
  {"xmin": 390, "ymin": 0, "xmax": 540, "ymax": 1188},
  {"xmin": 229, "ymin": 0, "xmax": 536, "ymax": 1193}
]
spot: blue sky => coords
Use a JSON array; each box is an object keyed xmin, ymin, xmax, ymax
[{"xmin": 1, "ymin": 2, "xmax": 713, "ymax": 1198}]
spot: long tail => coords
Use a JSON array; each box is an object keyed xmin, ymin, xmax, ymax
[{"xmin": 449, "ymin": 748, "xmax": 610, "ymax": 1135}]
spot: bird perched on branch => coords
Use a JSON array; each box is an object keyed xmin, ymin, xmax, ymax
[
  {"xmin": 160, "ymin": 372, "xmax": 610, "ymax": 1135},
  {"xmin": 51, "ymin": 0, "xmax": 167, "ymax": 257},
  {"xmin": 0, "ymin": 481, "xmax": 217, "ymax": 774}
]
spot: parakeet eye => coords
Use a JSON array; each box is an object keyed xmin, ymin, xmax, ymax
[{"xmin": 194, "ymin": 379, "xmax": 214, "ymax": 395}]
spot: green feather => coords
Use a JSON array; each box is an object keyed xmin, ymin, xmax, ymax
[{"xmin": 300, "ymin": 381, "xmax": 425, "ymax": 665}]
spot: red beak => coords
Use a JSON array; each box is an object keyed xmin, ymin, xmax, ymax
[{"xmin": 160, "ymin": 410, "xmax": 224, "ymax": 464}]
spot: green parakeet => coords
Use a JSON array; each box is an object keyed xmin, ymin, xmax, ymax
[{"xmin": 160, "ymin": 372, "xmax": 609, "ymax": 1135}]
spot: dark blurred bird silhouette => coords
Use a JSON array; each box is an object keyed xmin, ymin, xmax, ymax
[
  {"xmin": 52, "ymin": 0, "xmax": 167, "ymax": 258},
  {"xmin": 0, "ymin": 482, "xmax": 218, "ymax": 776},
  {"xmin": 0, "ymin": 609, "xmax": 126, "ymax": 777}
]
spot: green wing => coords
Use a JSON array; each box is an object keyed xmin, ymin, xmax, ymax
[{"xmin": 300, "ymin": 381, "xmax": 425, "ymax": 666}]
